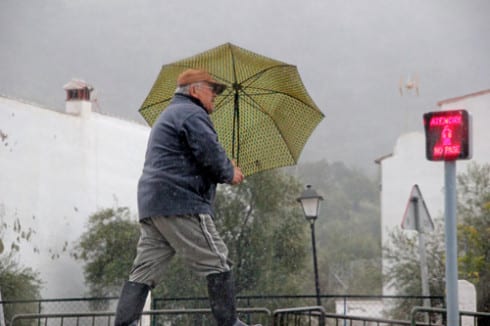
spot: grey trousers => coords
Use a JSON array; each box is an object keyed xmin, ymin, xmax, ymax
[{"xmin": 128, "ymin": 214, "xmax": 232, "ymax": 288}]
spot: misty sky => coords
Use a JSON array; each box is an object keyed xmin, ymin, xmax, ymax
[{"xmin": 1, "ymin": 0, "xmax": 489, "ymax": 174}]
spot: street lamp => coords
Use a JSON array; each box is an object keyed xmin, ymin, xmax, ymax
[{"xmin": 297, "ymin": 184, "xmax": 323, "ymax": 306}]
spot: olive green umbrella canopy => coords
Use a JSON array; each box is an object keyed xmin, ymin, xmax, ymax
[{"xmin": 139, "ymin": 43, "xmax": 324, "ymax": 176}]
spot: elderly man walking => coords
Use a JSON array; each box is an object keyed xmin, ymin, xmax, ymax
[{"xmin": 114, "ymin": 69, "xmax": 261, "ymax": 326}]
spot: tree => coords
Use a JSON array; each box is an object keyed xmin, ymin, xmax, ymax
[
  {"xmin": 151, "ymin": 169, "xmax": 310, "ymax": 305},
  {"xmin": 213, "ymin": 169, "xmax": 309, "ymax": 297},
  {"xmin": 382, "ymin": 162, "xmax": 490, "ymax": 319},
  {"xmin": 74, "ymin": 161, "xmax": 383, "ymax": 313},
  {"xmin": 0, "ymin": 254, "xmax": 42, "ymax": 325},
  {"xmin": 383, "ymin": 220, "xmax": 446, "ymax": 319},
  {"xmin": 295, "ymin": 160, "xmax": 382, "ymax": 295},
  {"xmin": 71, "ymin": 207, "xmax": 140, "ymax": 300},
  {"xmin": 73, "ymin": 170, "xmax": 310, "ymax": 308},
  {"xmin": 457, "ymin": 162, "xmax": 490, "ymax": 312},
  {"xmin": 0, "ymin": 207, "xmax": 42, "ymax": 325}
]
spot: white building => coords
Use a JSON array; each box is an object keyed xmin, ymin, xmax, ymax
[
  {"xmin": 377, "ymin": 89, "xmax": 490, "ymax": 294},
  {"xmin": 0, "ymin": 80, "xmax": 150, "ymax": 298}
]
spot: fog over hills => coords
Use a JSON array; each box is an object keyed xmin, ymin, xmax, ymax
[{"xmin": 2, "ymin": 0, "xmax": 490, "ymax": 175}]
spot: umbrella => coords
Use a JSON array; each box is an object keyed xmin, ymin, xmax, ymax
[{"xmin": 139, "ymin": 43, "xmax": 324, "ymax": 176}]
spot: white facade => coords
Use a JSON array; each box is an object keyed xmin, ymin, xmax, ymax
[
  {"xmin": 0, "ymin": 89, "xmax": 150, "ymax": 298},
  {"xmin": 378, "ymin": 89, "xmax": 490, "ymax": 294}
]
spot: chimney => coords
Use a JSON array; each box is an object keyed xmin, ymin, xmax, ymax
[{"xmin": 63, "ymin": 79, "xmax": 94, "ymax": 116}]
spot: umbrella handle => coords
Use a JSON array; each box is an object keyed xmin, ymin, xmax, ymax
[{"xmin": 232, "ymin": 91, "xmax": 240, "ymax": 166}]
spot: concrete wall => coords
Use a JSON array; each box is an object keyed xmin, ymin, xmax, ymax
[{"xmin": 0, "ymin": 96, "xmax": 150, "ymax": 298}]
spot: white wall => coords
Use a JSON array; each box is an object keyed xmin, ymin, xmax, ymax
[
  {"xmin": 0, "ymin": 96, "xmax": 150, "ymax": 298},
  {"xmin": 379, "ymin": 90, "xmax": 490, "ymax": 295}
]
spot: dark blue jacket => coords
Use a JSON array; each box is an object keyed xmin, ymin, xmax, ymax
[{"xmin": 137, "ymin": 94, "xmax": 234, "ymax": 219}]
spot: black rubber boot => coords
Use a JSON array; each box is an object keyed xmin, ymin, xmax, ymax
[
  {"xmin": 207, "ymin": 271, "xmax": 261, "ymax": 326},
  {"xmin": 207, "ymin": 271, "xmax": 237, "ymax": 326},
  {"xmin": 114, "ymin": 281, "xmax": 150, "ymax": 326}
]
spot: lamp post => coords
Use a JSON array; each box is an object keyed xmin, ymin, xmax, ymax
[{"xmin": 297, "ymin": 184, "xmax": 323, "ymax": 307}]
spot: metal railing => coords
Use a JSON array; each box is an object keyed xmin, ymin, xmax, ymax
[
  {"xmin": 272, "ymin": 306, "xmax": 325, "ymax": 326},
  {"xmin": 272, "ymin": 307, "xmax": 417, "ymax": 326},
  {"xmin": 1, "ymin": 294, "xmax": 446, "ymax": 325},
  {"xmin": 153, "ymin": 294, "xmax": 445, "ymax": 316},
  {"xmin": 323, "ymin": 312, "xmax": 413, "ymax": 326},
  {"xmin": 1, "ymin": 295, "xmax": 444, "ymax": 312},
  {"xmin": 411, "ymin": 306, "xmax": 490, "ymax": 326},
  {"xmin": 11, "ymin": 311, "xmax": 115, "ymax": 326},
  {"xmin": 10, "ymin": 308, "xmax": 271, "ymax": 326},
  {"xmin": 11, "ymin": 305, "xmax": 490, "ymax": 326}
]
